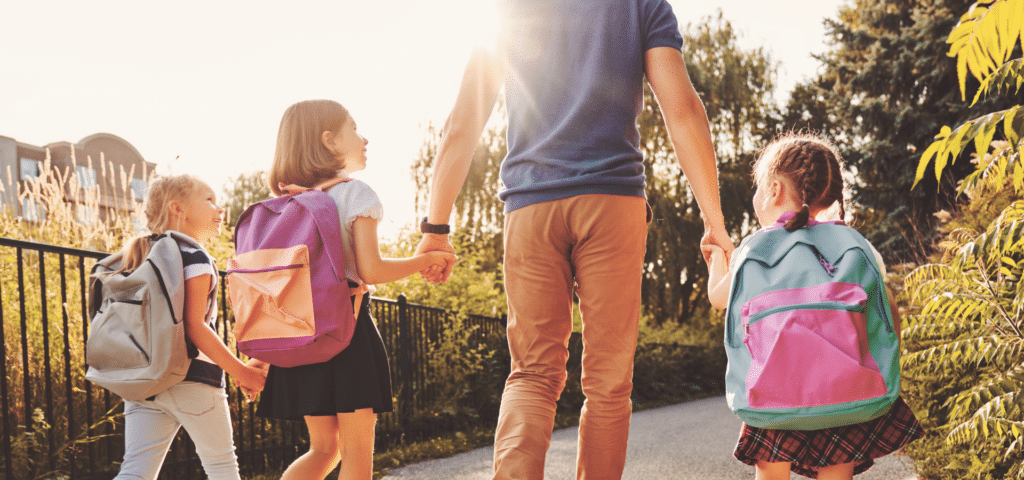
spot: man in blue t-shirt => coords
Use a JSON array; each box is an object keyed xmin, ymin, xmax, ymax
[{"xmin": 417, "ymin": 1, "xmax": 733, "ymax": 478}]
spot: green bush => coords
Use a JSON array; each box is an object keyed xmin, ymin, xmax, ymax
[
  {"xmin": 0, "ymin": 157, "xmax": 280, "ymax": 479},
  {"xmin": 904, "ymin": 1, "xmax": 1024, "ymax": 477}
]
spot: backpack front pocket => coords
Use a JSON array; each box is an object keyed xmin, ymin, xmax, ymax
[
  {"xmin": 741, "ymin": 282, "xmax": 888, "ymax": 409},
  {"xmin": 227, "ymin": 245, "xmax": 315, "ymax": 343},
  {"xmin": 86, "ymin": 299, "xmax": 151, "ymax": 371}
]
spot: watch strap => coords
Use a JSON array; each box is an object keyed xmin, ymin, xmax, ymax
[{"xmin": 420, "ymin": 217, "xmax": 451, "ymax": 234}]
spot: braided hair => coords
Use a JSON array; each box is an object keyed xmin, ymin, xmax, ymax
[{"xmin": 752, "ymin": 133, "xmax": 847, "ymax": 232}]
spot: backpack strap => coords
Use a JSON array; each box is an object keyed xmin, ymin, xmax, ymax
[
  {"xmin": 278, "ymin": 176, "xmax": 354, "ymax": 196},
  {"xmin": 771, "ymin": 210, "xmax": 846, "ymax": 230},
  {"xmin": 164, "ymin": 231, "xmax": 219, "ymax": 323},
  {"xmin": 350, "ymin": 283, "xmax": 370, "ymax": 320}
]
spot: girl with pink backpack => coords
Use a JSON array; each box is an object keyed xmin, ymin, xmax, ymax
[
  {"xmin": 703, "ymin": 134, "xmax": 924, "ymax": 480},
  {"xmin": 247, "ymin": 100, "xmax": 456, "ymax": 480}
]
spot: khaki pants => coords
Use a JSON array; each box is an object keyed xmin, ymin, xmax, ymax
[{"xmin": 495, "ymin": 194, "xmax": 649, "ymax": 480}]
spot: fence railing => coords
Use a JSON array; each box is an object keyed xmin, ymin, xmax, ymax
[{"xmin": 0, "ymin": 237, "xmax": 507, "ymax": 480}]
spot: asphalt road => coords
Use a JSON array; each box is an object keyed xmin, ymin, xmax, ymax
[{"xmin": 382, "ymin": 396, "xmax": 919, "ymax": 479}]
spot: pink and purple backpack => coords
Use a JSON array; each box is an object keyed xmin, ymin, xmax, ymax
[
  {"xmin": 724, "ymin": 214, "xmax": 900, "ymax": 430},
  {"xmin": 227, "ymin": 179, "xmax": 362, "ymax": 368}
]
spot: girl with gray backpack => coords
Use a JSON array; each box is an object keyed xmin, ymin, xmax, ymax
[
  {"xmin": 92, "ymin": 174, "xmax": 267, "ymax": 480},
  {"xmin": 703, "ymin": 134, "xmax": 924, "ymax": 480}
]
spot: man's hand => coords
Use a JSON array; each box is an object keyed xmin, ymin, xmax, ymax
[{"xmin": 416, "ymin": 233, "xmax": 456, "ymax": 283}]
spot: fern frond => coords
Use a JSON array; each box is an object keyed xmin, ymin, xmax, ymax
[
  {"xmin": 950, "ymin": 363, "xmax": 1024, "ymax": 418},
  {"xmin": 948, "ymin": 390, "xmax": 1024, "ymax": 446},
  {"xmin": 902, "ymin": 335, "xmax": 1023, "ymax": 372},
  {"xmin": 902, "ymin": 318, "xmax": 990, "ymax": 344},
  {"xmin": 919, "ymin": 292, "xmax": 995, "ymax": 320},
  {"xmin": 916, "ymin": 109, "xmax": 1024, "ymax": 191},
  {"xmin": 972, "ymin": 57, "xmax": 1024, "ymax": 106},
  {"xmin": 948, "ymin": 0, "xmax": 1024, "ymax": 100}
]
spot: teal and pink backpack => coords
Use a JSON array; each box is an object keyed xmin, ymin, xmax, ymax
[{"xmin": 724, "ymin": 214, "xmax": 900, "ymax": 430}]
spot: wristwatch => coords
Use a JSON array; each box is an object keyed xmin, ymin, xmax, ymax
[{"xmin": 420, "ymin": 217, "xmax": 451, "ymax": 235}]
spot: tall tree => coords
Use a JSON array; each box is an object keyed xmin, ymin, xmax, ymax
[
  {"xmin": 798, "ymin": 0, "xmax": 1021, "ymax": 263},
  {"xmin": 641, "ymin": 12, "xmax": 779, "ymax": 324},
  {"xmin": 221, "ymin": 171, "xmax": 271, "ymax": 227},
  {"xmin": 411, "ymin": 110, "xmax": 507, "ymax": 275},
  {"xmin": 412, "ymin": 13, "xmax": 780, "ymax": 323}
]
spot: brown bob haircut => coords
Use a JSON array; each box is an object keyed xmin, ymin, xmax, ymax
[{"xmin": 268, "ymin": 99, "xmax": 350, "ymax": 196}]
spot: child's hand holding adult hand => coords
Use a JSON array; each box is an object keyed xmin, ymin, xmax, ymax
[
  {"xmin": 416, "ymin": 234, "xmax": 456, "ymax": 283},
  {"xmin": 421, "ymin": 251, "xmax": 458, "ymax": 281},
  {"xmin": 700, "ymin": 213, "xmax": 734, "ymax": 265},
  {"xmin": 701, "ymin": 244, "xmax": 727, "ymax": 276}
]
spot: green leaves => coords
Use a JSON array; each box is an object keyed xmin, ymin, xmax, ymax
[
  {"xmin": 948, "ymin": 0, "xmax": 1024, "ymax": 101},
  {"xmin": 903, "ymin": 197, "xmax": 1024, "ymax": 473},
  {"xmin": 913, "ymin": 107, "xmax": 1024, "ymax": 191},
  {"xmin": 972, "ymin": 58, "xmax": 1024, "ymax": 106},
  {"xmin": 915, "ymin": 0, "xmax": 1024, "ymax": 195}
]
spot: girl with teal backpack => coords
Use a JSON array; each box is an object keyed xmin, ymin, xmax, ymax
[{"xmin": 704, "ymin": 134, "xmax": 924, "ymax": 480}]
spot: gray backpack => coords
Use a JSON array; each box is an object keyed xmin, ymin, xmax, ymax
[{"xmin": 85, "ymin": 231, "xmax": 209, "ymax": 401}]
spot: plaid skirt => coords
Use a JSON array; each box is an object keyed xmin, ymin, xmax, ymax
[{"xmin": 734, "ymin": 397, "xmax": 924, "ymax": 479}]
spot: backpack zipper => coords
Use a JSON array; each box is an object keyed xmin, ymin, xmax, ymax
[
  {"xmin": 745, "ymin": 301, "xmax": 866, "ymax": 333},
  {"xmin": 127, "ymin": 333, "xmax": 151, "ymax": 364},
  {"xmin": 146, "ymin": 259, "xmax": 178, "ymax": 325},
  {"xmin": 225, "ymin": 263, "xmax": 305, "ymax": 275},
  {"xmin": 808, "ymin": 245, "xmax": 837, "ymax": 277}
]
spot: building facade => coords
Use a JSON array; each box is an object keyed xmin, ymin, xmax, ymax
[{"xmin": 0, "ymin": 133, "xmax": 155, "ymax": 224}]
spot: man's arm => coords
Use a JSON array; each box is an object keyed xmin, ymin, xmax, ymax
[
  {"xmin": 416, "ymin": 46, "xmax": 505, "ymax": 282},
  {"xmin": 644, "ymin": 46, "xmax": 733, "ymax": 260}
]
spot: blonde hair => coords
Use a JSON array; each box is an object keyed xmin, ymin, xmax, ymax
[
  {"xmin": 112, "ymin": 174, "xmax": 204, "ymax": 275},
  {"xmin": 268, "ymin": 100, "xmax": 350, "ymax": 196},
  {"xmin": 753, "ymin": 133, "xmax": 847, "ymax": 232}
]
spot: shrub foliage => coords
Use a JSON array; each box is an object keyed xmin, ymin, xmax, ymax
[{"xmin": 905, "ymin": 1, "xmax": 1024, "ymax": 477}]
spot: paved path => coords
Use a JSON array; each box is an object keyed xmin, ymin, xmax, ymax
[{"xmin": 382, "ymin": 396, "xmax": 919, "ymax": 479}]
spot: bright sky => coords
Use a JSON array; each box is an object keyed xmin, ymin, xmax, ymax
[{"xmin": 0, "ymin": 0, "xmax": 847, "ymax": 237}]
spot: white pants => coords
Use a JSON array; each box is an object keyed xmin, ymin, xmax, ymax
[{"xmin": 115, "ymin": 382, "xmax": 241, "ymax": 480}]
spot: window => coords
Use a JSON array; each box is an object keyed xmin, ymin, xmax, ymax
[
  {"xmin": 130, "ymin": 178, "xmax": 147, "ymax": 201},
  {"xmin": 76, "ymin": 204, "xmax": 96, "ymax": 225},
  {"xmin": 21, "ymin": 198, "xmax": 46, "ymax": 223},
  {"xmin": 75, "ymin": 166, "xmax": 97, "ymax": 189},
  {"xmin": 20, "ymin": 158, "xmax": 40, "ymax": 181}
]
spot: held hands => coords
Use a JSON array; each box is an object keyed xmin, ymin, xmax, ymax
[
  {"xmin": 415, "ymin": 233, "xmax": 457, "ymax": 283},
  {"xmin": 701, "ymin": 243, "xmax": 729, "ymax": 280},
  {"xmin": 700, "ymin": 213, "xmax": 734, "ymax": 310},
  {"xmin": 237, "ymin": 358, "xmax": 269, "ymax": 403},
  {"xmin": 418, "ymin": 250, "xmax": 458, "ymax": 283},
  {"xmin": 701, "ymin": 242, "xmax": 732, "ymax": 310},
  {"xmin": 700, "ymin": 214, "xmax": 734, "ymax": 265}
]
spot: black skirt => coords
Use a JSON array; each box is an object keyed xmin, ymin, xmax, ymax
[{"xmin": 256, "ymin": 294, "xmax": 394, "ymax": 420}]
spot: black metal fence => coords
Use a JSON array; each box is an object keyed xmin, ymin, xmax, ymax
[{"xmin": 0, "ymin": 237, "xmax": 507, "ymax": 479}]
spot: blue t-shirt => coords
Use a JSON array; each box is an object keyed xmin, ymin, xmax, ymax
[{"xmin": 497, "ymin": 0, "xmax": 684, "ymax": 212}]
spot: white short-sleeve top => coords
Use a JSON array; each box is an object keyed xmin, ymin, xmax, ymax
[{"xmin": 325, "ymin": 179, "xmax": 384, "ymax": 289}]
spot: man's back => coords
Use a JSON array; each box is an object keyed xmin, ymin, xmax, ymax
[{"xmin": 497, "ymin": 0, "xmax": 683, "ymax": 212}]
